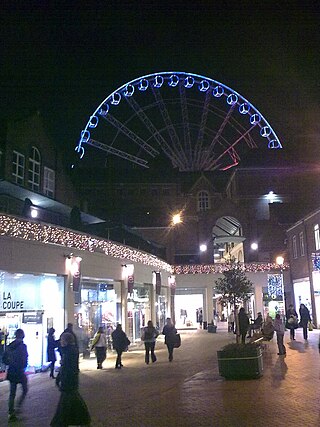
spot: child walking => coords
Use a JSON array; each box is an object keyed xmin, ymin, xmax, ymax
[{"xmin": 274, "ymin": 313, "xmax": 286, "ymax": 356}]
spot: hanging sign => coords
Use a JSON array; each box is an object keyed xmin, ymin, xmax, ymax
[{"xmin": 155, "ymin": 272, "xmax": 161, "ymax": 295}]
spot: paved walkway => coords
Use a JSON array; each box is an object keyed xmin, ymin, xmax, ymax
[{"xmin": 0, "ymin": 323, "xmax": 320, "ymax": 426}]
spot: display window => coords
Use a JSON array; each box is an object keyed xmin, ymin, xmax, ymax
[
  {"xmin": 0, "ymin": 271, "xmax": 64, "ymax": 371},
  {"xmin": 127, "ymin": 284, "xmax": 151, "ymax": 342},
  {"xmin": 155, "ymin": 289, "xmax": 168, "ymax": 332},
  {"xmin": 75, "ymin": 280, "xmax": 121, "ymax": 351}
]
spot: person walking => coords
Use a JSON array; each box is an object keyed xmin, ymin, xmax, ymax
[
  {"xmin": 3, "ymin": 329, "xmax": 28, "ymax": 422},
  {"xmin": 299, "ymin": 303, "xmax": 312, "ymax": 341},
  {"xmin": 47, "ymin": 327, "xmax": 59, "ymax": 379},
  {"xmin": 274, "ymin": 313, "xmax": 286, "ymax": 356},
  {"xmin": 111, "ymin": 324, "xmax": 130, "ymax": 369},
  {"xmin": 238, "ymin": 307, "xmax": 249, "ymax": 344},
  {"xmin": 50, "ymin": 332, "xmax": 91, "ymax": 427},
  {"xmin": 162, "ymin": 318, "xmax": 177, "ymax": 362},
  {"xmin": 198, "ymin": 310, "xmax": 203, "ymax": 328},
  {"xmin": 91, "ymin": 327, "xmax": 107, "ymax": 369},
  {"xmin": 59, "ymin": 323, "xmax": 79, "ymax": 356},
  {"xmin": 286, "ymin": 304, "xmax": 298, "ymax": 340},
  {"xmin": 141, "ymin": 320, "xmax": 159, "ymax": 364}
]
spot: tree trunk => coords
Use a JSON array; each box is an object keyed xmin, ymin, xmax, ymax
[{"xmin": 234, "ymin": 304, "xmax": 240, "ymax": 344}]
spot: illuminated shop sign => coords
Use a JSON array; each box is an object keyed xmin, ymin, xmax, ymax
[{"xmin": 0, "ymin": 273, "xmax": 43, "ymax": 312}]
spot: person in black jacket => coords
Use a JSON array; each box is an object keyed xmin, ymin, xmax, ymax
[
  {"xmin": 3, "ymin": 328, "xmax": 28, "ymax": 422},
  {"xmin": 50, "ymin": 332, "xmax": 91, "ymax": 427},
  {"xmin": 238, "ymin": 308, "xmax": 249, "ymax": 344},
  {"xmin": 47, "ymin": 328, "xmax": 58, "ymax": 379},
  {"xmin": 162, "ymin": 318, "xmax": 177, "ymax": 362},
  {"xmin": 299, "ymin": 303, "xmax": 312, "ymax": 341},
  {"xmin": 111, "ymin": 324, "xmax": 130, "ymax": 369},
  {"xmin": 286, "ymin": 304, "xmax": 298, "ymax": 340}
]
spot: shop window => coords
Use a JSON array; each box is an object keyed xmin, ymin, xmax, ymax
[
  {"xmin": 315, "ymin": 224, "xmax": 320, "ymax": 251},
  {"xmin": 28, "ymin": 146, "xmax": 41, "ymax": 191},
  {"xmin": 299, "ymin": 231, "xmax": 305, "ymax": 257},
  {"xmin": 43, "ymin": 166, "xmax": 55, "ymax": 198},
  {"xmin": 292, "ymin": 235, "xmax": 297, "ymax": 259},
  {"xmin": 12, "ymin": 150, "xmax": 25, "ymax": 185},
  {"xmin": 197, "ymin": 190, "xmax": 210, "ymax": 212}
]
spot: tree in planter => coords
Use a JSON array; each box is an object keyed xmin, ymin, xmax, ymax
[{"xmin": 214, "ymin": 266, "xmax": 253, "ymax": 343}]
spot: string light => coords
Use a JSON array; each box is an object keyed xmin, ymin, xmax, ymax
[
  {"xmin": 172, "ymin": 262, "xmax": 289, "ymax": 275},
  {"xmin": 0, "ymin": 215, "xmax": 172, "ymax": 272}
]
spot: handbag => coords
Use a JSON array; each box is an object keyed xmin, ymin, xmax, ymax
[
  {"xmin": 173, "ymin": 333, "xmax": 181, "ymax": 348},
  {"xmin": 308, "ymin": 321, "xmax": 313, "ymax": 331}
]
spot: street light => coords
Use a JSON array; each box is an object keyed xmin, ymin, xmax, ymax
[{"xmin": 172, "ymin": 213, "xmax": 182, "ymax": 225}]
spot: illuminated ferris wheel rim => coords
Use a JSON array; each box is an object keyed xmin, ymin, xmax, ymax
[{"xmin": 75, "ymin": 71, "xmax": 282, "ymax": 170}]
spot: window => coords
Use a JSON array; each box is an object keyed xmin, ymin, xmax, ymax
[
  {"xmin": 12, "ymin": 151, "xmax": 25, "ymax": 185},
  {"xmin": 299, "ymin": 231, "xmax": 305, "ymax": 256},
  {"xmin": 28, "ymin": 146, "xmax": 41, "ymax": 191},
  {"xmin": 43, "ymin": 167, "xmax": 55, "ymax": 198},
  {"xmin": 197, "ymin": 191, "xmax": 210, "ymax": 211},
  {"xmin": 292, "ymin": 235, "xmax": 297, "ymax": 259},
  {"xmin": 315, "ymin": 224, "xmax": 320, "ymax": 251}
]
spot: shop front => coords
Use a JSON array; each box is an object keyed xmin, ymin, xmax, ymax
[
  {"xmin": 127, "ymin": 283, "xmax": 152, "ymax": 342},
  {"xmin": 74, "ymin": 279, "xmax": 122, "ymax": 352},
  {"xmin": 0, "ymin": 270, "xmax": 64, "ymax": 371}
]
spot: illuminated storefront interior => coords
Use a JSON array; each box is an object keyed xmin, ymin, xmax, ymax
[{"xmin": 0, "ymin": 271, "xmax": 64, "ymax": 371}]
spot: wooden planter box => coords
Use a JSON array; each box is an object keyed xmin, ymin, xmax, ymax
[{"xmin": 217, "ymin": 346, "xmax": 263, "ymax": 379}]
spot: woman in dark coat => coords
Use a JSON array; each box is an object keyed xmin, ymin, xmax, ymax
[
  {"xmin": 238, "ymin": 307, "xmax": 249, "ymax": 344},
  {"xmin": 299, "ymin": 303, "xmax": 312, "ymax": 341},
  {"xmin": 47, "ymin": 328, "xmax": 58, "ymax": 378},
  {"xmin": 286, "ymin": 304, "xmax": 298, "ymax": 340},
  {"xmin": 162, "ymin": 318, "xmax": 177, "ymax": 362},
  {"xmin": 111, "ymin": 324, "xmax": 130, "ymax": 369},
  {"xmin": 50, "ymin": 332, "xmax": 91, "ymax": 427}
]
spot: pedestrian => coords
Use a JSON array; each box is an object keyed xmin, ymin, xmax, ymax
[
  {"xmin": 262, "ymin": 315, "xmax": 275, "ymax": 340},
  {"xmin": 162, "ymin": 318, "xmax": 177, "ymax": 362},
  {"xmin": 299, "ymin": 303, "xmax": 312, "ymax": 341},
  {"xmin": 247, "ymin": 312, "xmax": 263, "ymax": 338},
  {"xmin": 286, "ymin": 304, "xmax": 298, "ymax": 340},
  {"xmin": 111, "ymin": 324, "xmax": 130, "ymax": 369},
  {"xmin": 59, "ymin": 323, "xmax": 79, "ymax": 355},
  {"xmin": 238, "ymin": 307, "xmax": 249, "ymax": 344},
  {"xmin": 228, "ymin": 310, "xmax": 235, "ymax": 333},
  {"xmin": 3, "ymin": 329, "xmax": 28, "ymax": 422},
  {"xmin": 141, "ymin": 320, "xmax": 159, "ymax": 364},
  {"xmin": 47, "ymin": 327, "xmax": 59, "ymax": 379},
  {"xmin": 274, "ymin": 313, "xmax": 286, "ymax": 356},
  {"xmin": 50, "ymin": 332, "xmax": 91, "ymax": 427},
  {"xmin": 90, "ymin": 327, "xmax": 107, "ymax": 369},
  {"xmin": 198, "ymin": 309, "xmax": 203, "ymax": 328}
]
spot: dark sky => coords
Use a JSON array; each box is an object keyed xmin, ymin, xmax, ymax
[{"xmin": 2, "ymin": 0, "xmax": 320, "ymax": 168}]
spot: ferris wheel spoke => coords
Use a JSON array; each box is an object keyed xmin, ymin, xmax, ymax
[
  {"xmin": 86, "ymin": 139, "xmax": 149, "ymax": 168},
  {"xmin": 205, "ymin": 125, "xmax": 256, "ymax": 170},
  {"xmin": 151, "ymin": 86, "xmax": 189, "ymax": 169},
  {"xmin": 200, "ymin": 104, "xmax": 236, "ymax": 169},
  {"xmin": 194, "ymin": 90, "xmax": 211, "ymax": 170},
  {"xmin": 102, "ymin": 113, "xmax": 159, "ymax": 157},
  {"xmin": 125, "ymin": 96, "xmax": 185, "ymax": 170},
  {"xmin": 179, "ymin": 83, "xmax": 192, "ymax": 168}
]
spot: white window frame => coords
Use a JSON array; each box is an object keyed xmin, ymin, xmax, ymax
[
  {"xmin": 197, "ymin": 190, "xmax": 210, "ymax": 212},
  {"xmin": 12, "ymin": 150, "xmax": 25, "ymax": 185},
  {"xmin": 299, "ymin": 231, "xmax": 305, "ymax": 257},
  {"xmin": 292, "ymin": 235, "xmax": 298, "ymax": 259},
  {"xmin": 315, "ymin": 224, "xmax": 320, "ymax": 251},
  {"xmin": 28, "ymin": 146, "xmax": 41, "ymax": 191},
  {"xmin": 43, "ymin": 166, "xmax": 55, "ymax": 198}
]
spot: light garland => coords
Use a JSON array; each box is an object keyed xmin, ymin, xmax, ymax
[
  {"xmin": 0, "ymin": 215, "xmax": 172, "ymax": 272},
  {"xmin": 0, "ymin": 214, "xmax": 290, "ymax": 276},
  {"xmin": 173, "ymin": 262, "xmax": 289, "ymax": 275}
]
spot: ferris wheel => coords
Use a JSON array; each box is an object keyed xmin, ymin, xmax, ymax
[{"xmin": 75, "ymin": 71, "xmax": 282, "ymax": 171}]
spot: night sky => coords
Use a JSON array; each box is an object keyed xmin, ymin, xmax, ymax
[{"xmin": 2, "ymin": 1, "xmax": 320, "ymax": 169}]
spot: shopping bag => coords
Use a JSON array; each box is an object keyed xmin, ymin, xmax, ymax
[
  {"xmin": 308, "ymin": 321, "xmax": 313, "ymax": 331},
  {"xmin": 173, "ymin": 333, "xmax": 181, "ymax": 348}
]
